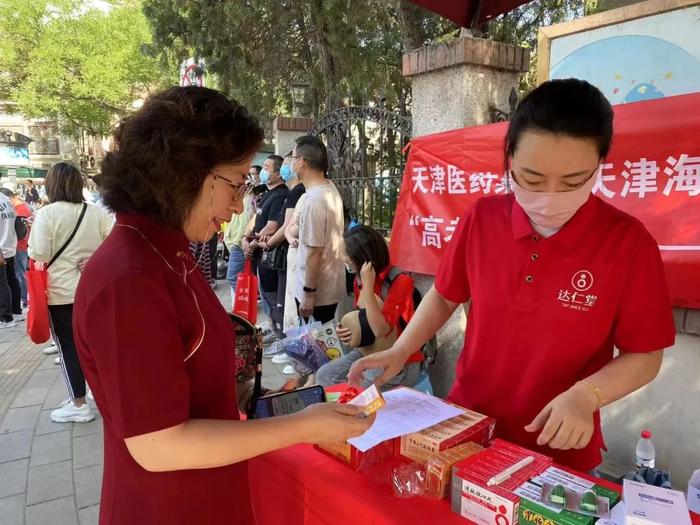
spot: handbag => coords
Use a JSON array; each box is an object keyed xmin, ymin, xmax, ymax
[
  {"xmin": 26, "ymin": 259, "xmax": 50, "ymax": 343},
  {"xmin": 26, "ymin": 203, "xmax": 87, "ymax": 344},
  {"xmin": 229, "ymin": 312, "xmax": 263, "ymax": 419},
  {"xmin": 232, "ymin": 259, "xmax": 258, "ymax": 324},
  {"xmin": 260, "ymin": 242, "xmax": 288, "ymax": 272}
]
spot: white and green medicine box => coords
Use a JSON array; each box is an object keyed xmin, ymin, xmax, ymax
[{"xmin": 516, "ymin": 467, "xmax": 621, "ymax": 525}]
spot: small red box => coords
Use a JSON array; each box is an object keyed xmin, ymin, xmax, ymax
[
  {"xmin": 400, "ymin": 405, "xmax": 496, "ymax": 462},
  {"xmin": 451, "ymin": 439, "xmax": 552, "ymax": 525},
  {"xmin": 315, "ymin": 438, "xmax": 397, "ymax": 472}
]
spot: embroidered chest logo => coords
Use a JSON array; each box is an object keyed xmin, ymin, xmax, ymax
[{"xmin": 557, "ymin": 270, "xmax": 598, "ymax": 312}]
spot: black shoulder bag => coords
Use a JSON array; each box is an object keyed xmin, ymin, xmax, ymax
[{"xmin": 47, "ymin": 203, "xmax": 88, "ymax": 269}]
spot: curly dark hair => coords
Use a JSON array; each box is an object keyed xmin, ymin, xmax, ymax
[{"xmin": 100, "ymin": 86, "xmax": 264, "ymax": 228}]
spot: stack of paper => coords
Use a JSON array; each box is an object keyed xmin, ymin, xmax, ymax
[{"xmin": 348, "ymin": 388, "xmax": 464, "ymax": 452}]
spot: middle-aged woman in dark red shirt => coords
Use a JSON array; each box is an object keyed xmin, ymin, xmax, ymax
[{"xmin": 73, "ymin": 87, "xmax": 373, "ymax": 525}]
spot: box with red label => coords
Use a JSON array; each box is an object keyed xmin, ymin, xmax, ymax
[
  {"xmin": 400, "ymin": 405, "xmax": 495, "ymax": 462},
  {"xmin": 451, "ymin": 439, "xmax": 553, "ymax": 525},
  {"xmin": 315, "ymin": 438, "xmax": 397, "ymax": 472}
]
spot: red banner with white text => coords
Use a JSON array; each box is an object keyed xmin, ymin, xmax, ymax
[{"xmin": 390, "ymin": 93, "xmax": 700, "ymax": 308}]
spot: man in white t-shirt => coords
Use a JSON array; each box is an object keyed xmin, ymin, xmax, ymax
[
  {"xmin": 0, "ymin": 192, "xmax": 19, "ymax": 328},
  {"xmin": 291, "ymin": 136, "xmax": 346, "ymax": 323}
]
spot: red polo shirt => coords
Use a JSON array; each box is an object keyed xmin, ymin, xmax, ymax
[
  {"xmin": 435, "ymin": 194, "xmax": 675, "ymax": 471},
  {"xmin": 74, "ymin": 213, "xmax": 253, "ymax": 525}
]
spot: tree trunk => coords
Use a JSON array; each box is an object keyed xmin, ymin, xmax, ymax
[
  {"xmin": 308, "ymin": 0, "xmax": 341, "ymax": 112},
  {"xmin": 397, "ymin": 0, "xmax": 428, "ymax": 52},
  {"xmin": 293, "ymin": 0, "xmax": 318, "ymax": 117}
]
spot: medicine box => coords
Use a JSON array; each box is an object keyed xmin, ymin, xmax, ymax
[
  {"xmin": 451, "ymin": 439, "xmax": 552, "ymax": 525},
  {"xmin": 623, "ymin": 478, "xmax": 691, "ymax": 525},
  {"xmin": 424, "ymin": 441, "xmax": 484, "ymax": 499},
  {"xmin": 400, "ymin": 404, "xmax": 495, "ymax": 462},
  {"xmin": 315, "ymin": 438, "xmax": 396, "ymax": 472}
]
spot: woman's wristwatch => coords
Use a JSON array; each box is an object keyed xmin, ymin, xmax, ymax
[{"xmin": 303, "ymin": 286, "xmax": 317, "ymax": 293}]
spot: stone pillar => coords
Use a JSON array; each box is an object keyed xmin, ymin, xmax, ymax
[
  {"xmin": 402, "ymin": 37, "xmax": 530, "ymax": 397},
  {"xmin": 273, "ymin": 117, "xmax": 314, "ymax": 156},
  {"xmin": 403, "ymin": 37, "xmax": 530, "ymax": 137}
]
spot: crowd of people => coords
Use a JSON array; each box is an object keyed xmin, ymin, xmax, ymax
[
  {"xmin": 3, "ymin": 81, "xmax": 673, "ymax": 524},
  {"xmin": 215, "ymin": 136, "xmax": 424, "ymax": 388},
  {"xmin": 0, "ymin": 169, "xmax": 113, "ymax": 425},
  {"xmin": 0, "ymin": 177, "xmax": 54, "ymax": 327}
]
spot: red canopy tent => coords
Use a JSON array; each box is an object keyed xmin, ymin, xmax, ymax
[{"xmin": 408, "ymin": 0, "xmax": 534, "ymax": 27}]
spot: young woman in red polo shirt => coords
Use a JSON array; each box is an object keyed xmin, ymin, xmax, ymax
[
  {"xmin": 73, "ymin": 87, "xmax": 373, "ymax": 525},
  {"xmin": 349, "ymin": 79, "xmax": 675, "ymax": 472}
]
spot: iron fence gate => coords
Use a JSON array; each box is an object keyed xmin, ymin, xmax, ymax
[{"xmin": 311, "ymin": 106, "xmax": 412, "ymax": 235}]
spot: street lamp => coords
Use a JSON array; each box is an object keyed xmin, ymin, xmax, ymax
[{"xmin": 290, "ymin": 81, "xmax": 309, "ymax": 117}]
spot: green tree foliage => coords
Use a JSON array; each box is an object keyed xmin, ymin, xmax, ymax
[
  {"xmin": 0, "ymin": 0, "xmax": 171, "ymax": 137},
  {"xmin": 143, "ymin": 0, "xmax": 456, "ymax": 124},
  {"xmin": 144, "ymin": 0, "xmax": 591, "ymax": 124},
  {"xmin": 481, "ymin": 0, "xmax": 586, "ymax": 89}
]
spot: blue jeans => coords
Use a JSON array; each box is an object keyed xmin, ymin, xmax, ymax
[
  {"xmin": 226, "ymin": 245, "xmax": 246, "ymax": 296},
  {"xmin": 316, "ymin": 349, "xmax": 421, "ymax": 392},
  {"xmin": 15, "ymin": 250, "xmax": 28, "ymax": 304}
]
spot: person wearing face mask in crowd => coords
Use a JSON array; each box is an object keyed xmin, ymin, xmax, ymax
[
  {"xmin": 349, "ymin": 79, "xmax": 675, "ymax": 474},
  {"xmin": 249, "ymin": 164, "xmax": 262, "ymax": 186},
  {"xmin": 257, "ymin": 153, "xmax": 306, "ymax": 357},
  {"xmin": 73, "ymin": 87, "xmax": 373, "ymax": 525},
  {"xmin": 248, "ymin": 164, "xmax": 267, "ymax": 212},
  {"xmin": 241, "ymin": 154, "xmax": 289, "ymax": 343}
]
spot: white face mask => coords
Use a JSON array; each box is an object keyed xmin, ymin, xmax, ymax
[{"xmin": 511, "ymin": 171, "xmax": 597, "ymax": 229}]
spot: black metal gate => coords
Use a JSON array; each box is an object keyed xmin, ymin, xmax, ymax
[{"xmin": 311, "ymin": 106, "xmax": 412, "ymax": 235}]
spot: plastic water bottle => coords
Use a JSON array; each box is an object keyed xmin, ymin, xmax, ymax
[{"xmin": 635, "ymin": 430, "xmax": 656, "ymax": 469}]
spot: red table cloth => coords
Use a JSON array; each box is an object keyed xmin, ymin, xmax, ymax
[{"xmin": 249, "ymin": 444, "xmax": 700, "ymax": 525}]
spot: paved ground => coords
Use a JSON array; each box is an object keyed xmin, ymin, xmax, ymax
[{"xmin": 0, "ymin": 282, "xmax": 290, "ymax": 525}]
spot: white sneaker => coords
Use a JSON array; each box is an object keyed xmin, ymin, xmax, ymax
[
  {"xmin": 50, "ymin": 400, "xmax": 95, "ymax": 423},
  {"xmin": 271, "ymin": 352, "xmax": 291, "ymax": 364},
  {"xmin": 282, "ymin": 364, "xmax": 296, "ymax": 375},
  {"xmin": 43, "ymin": 343, "xmax": 59, "ymax": 355},
  {"xmin": 261, "ymin": 326, "xmax": 279, "ymax": 346},
  {"xmin": 14, "ymin": 313, "xmax": 25, "ymax": 322},
  {"xmin": 0, "ymin": 320, "xmax": 16, "ymax": 329},
  {"xmin": 54, "ymin": 356, "xmax": 61, "ymax": 365},
  {"xmin": 263, "ymin": 340, "xmax": 284, "ymax": 358}
]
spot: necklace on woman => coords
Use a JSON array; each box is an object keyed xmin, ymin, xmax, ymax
[
  {"xmin": 114, "ymin": 223, "xmax": 207, "ymax": 361},
  {"xmin": 115, "ymin": 223, "xmax": 204, "ymax": 277}
]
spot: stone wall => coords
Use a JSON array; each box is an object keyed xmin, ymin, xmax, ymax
[
  {"xmin": 273, "ymin": 117, "xmax": 314, "ymax": 156},
  {"xmin": 600, "ymin": 329, "xmax": 700, "ymax": 489}
]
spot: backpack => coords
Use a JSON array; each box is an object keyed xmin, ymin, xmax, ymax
[{"xmin": 380, "ymin": 266, "xmax": 437, "ymax": 365}]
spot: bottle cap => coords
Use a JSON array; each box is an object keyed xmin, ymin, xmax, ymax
[{"xmin": 641, "ymin": 430, "xmax": 652, "ymax": 439}]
